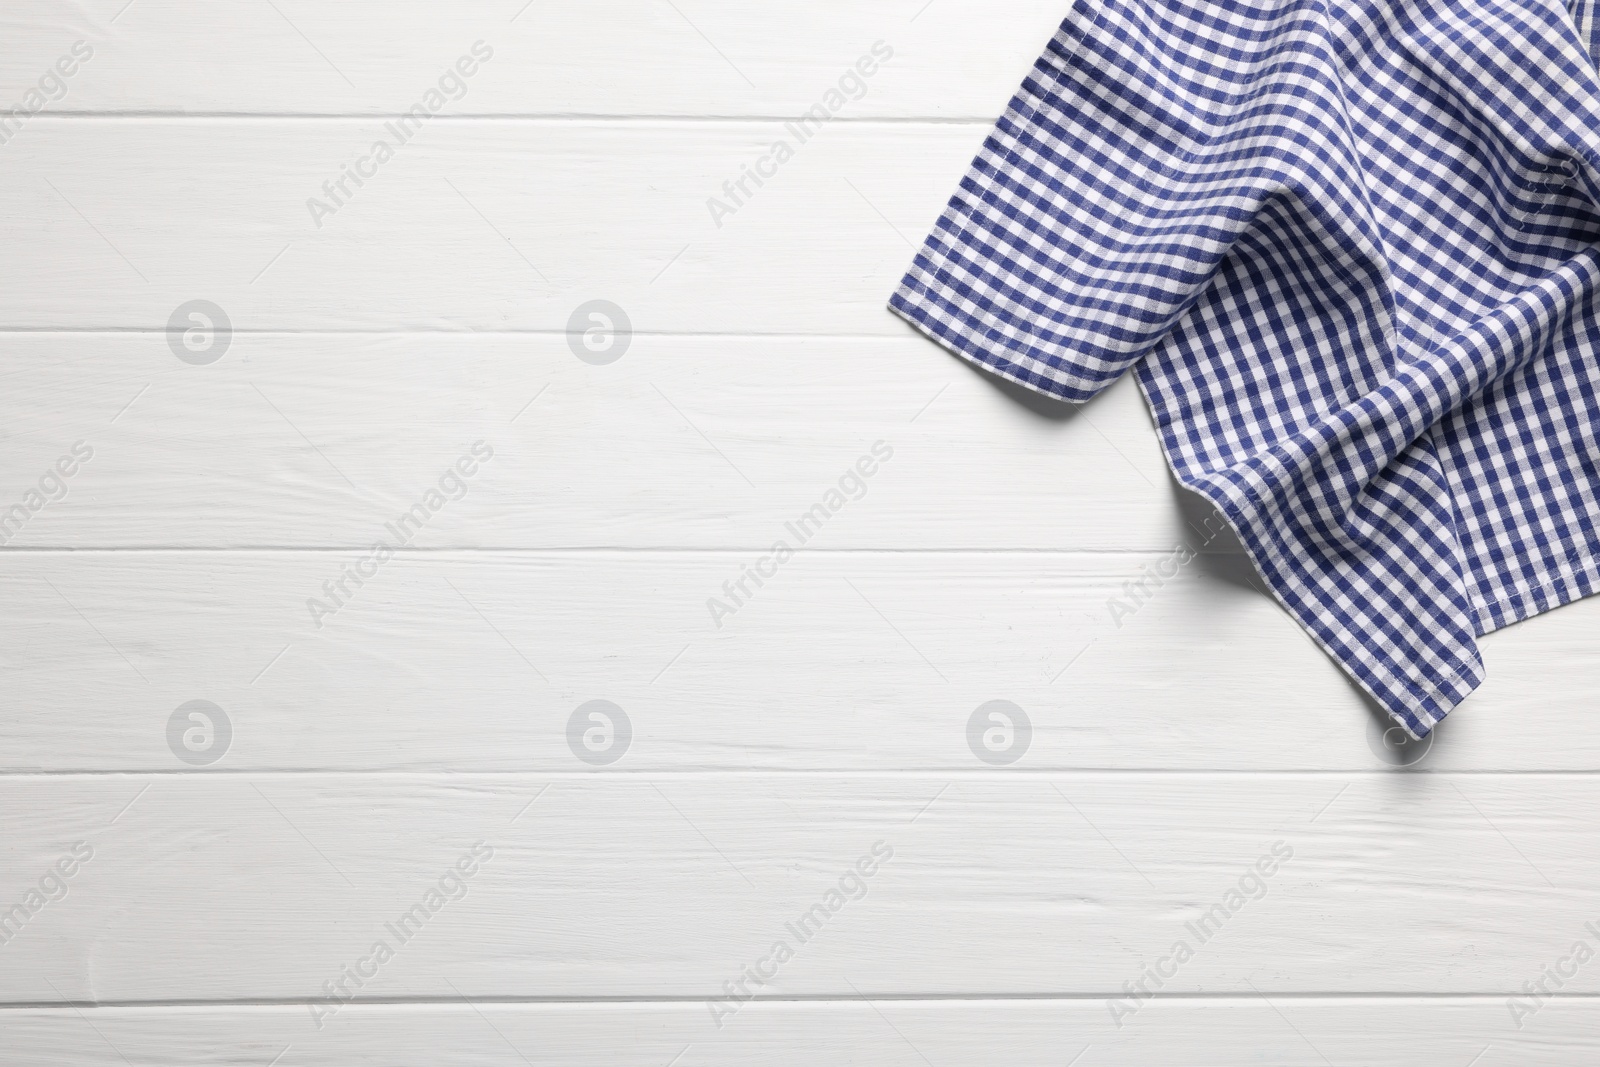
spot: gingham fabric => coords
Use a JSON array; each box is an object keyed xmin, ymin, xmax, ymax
[{"xmin": 891, "ymin": 0, "xmax": 1600, "ymax": 737}]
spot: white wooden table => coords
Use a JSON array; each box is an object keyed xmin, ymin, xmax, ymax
[{"xmin": 0, "ymin": 2, "xmax": 1594, "ymax": 1062}]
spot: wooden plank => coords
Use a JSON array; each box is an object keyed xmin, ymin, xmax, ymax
[
  {"xmin": 0, "ymin": 548, "xmax": 1588, "ymax": 771},
  {"xmin": 0, "ymin": 332, "xmax": 1182, "ymax": 550},
  {"xmin": 0, "ymin": 120, "xmax": 981, "ymax": 332},
  {"xmin": 4, "ymin": 0, "xmax": 1590, "ymax": 1053},
  {"xmin": 0, "ymin": 999, "xmax": 1587, "ymax": 1066},
  {"xmin": 2, "ymin": 2, "xmax": 1061, "ymax": 118},
  {"xmin": 0, "ymin": 772, "xmax": 1593, "ymax": 1002}
]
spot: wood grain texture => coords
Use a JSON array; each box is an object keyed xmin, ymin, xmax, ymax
[
  {"xmin": 0, "ymin": 773, "xmax": 1590, "ymax": 1002},
  {"xmin": 0, "ymin": 333, "xmax": 1184, "ymax": 550},
  {"xmin": 0, "ymin": 120, "xmax": 976, "ymax": 331},
  {"xmin": 2, "ymin": 1, "xmax": 1064, "ymax": 118},
  {"xmin": 0, "ymin": 549, "xmax": 1590, "ymax": 771},
  {"xmin": 0, "ymin": 1000, "xmax": 1590, "ymax": 1066},
  {"xmin": 1, "ymin": 0, "xmax": 1591, "ymax": 1057}
]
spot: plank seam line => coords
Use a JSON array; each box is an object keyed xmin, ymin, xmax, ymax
[
  {"xmin": 0, "ymin": 330, "xmax": 931, "ymax": 338},
  {"xmin": 0, "ymin": 992, "xmax": 1592, "ymax": 1010},
  {"xmin": 0, "ymin": 548, "xmax": 1231, "ymax": 556},
  {"xmin": 22, "ymin": 113, "xmax": 995, "ymax": 124},
  {"xmin": 0, "ymin": 769, "xmax": 1587, "ymax": 778}
]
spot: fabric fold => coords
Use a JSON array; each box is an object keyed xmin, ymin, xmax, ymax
[{"xmin": 891, "ymin": 0, "xmax": 1600, "ymax": 735}]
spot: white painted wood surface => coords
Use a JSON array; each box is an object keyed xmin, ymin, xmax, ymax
[
  {"xmin": 0, "ymin": 120, "xmax": 988, "ymax": 332},
  {"xmin": 2, "ymin": 1, "xmax": 1596, "ymax": 1063}
]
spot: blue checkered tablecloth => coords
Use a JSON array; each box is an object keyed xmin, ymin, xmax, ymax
[{"xmin": 893, "ymin": 0, "xmax": 1600, "ymax": 736}]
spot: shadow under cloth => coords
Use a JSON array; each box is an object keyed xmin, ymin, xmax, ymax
[{"xmin": 893, "ymin": 0, "xmax": 1600, "ymax": 737}]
